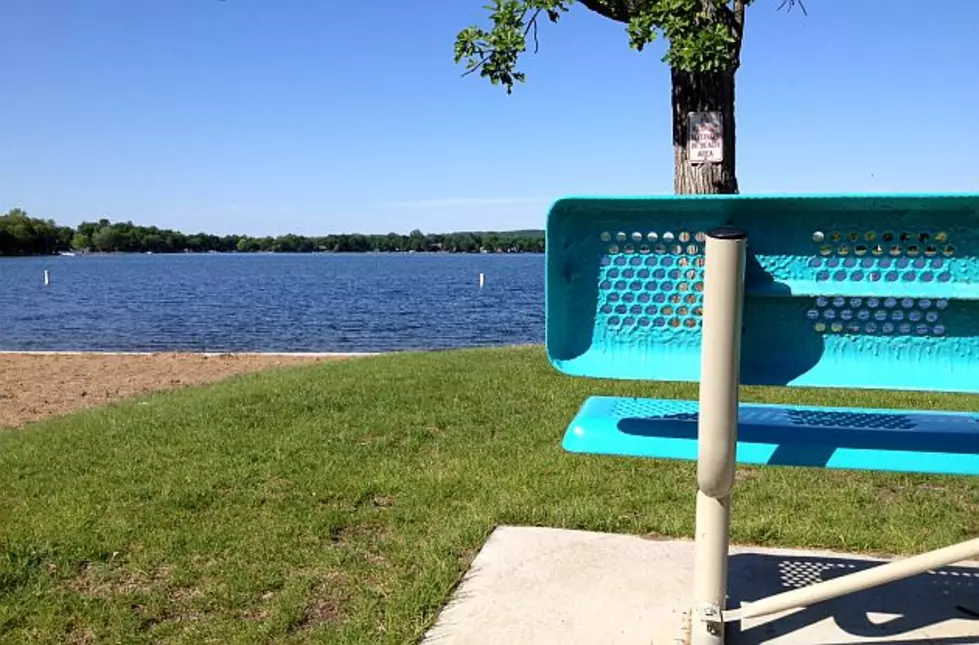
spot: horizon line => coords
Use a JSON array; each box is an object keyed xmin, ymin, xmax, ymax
[{"xmin": 377, "ymin": 197, "xmax": 551, "ymax": 209}]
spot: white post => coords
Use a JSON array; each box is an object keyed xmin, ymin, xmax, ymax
[
  {"xmin": 479, "ymin": 273, "xmax": 485, "ymax": 288},
  {"xmin": 43, "ymin": 269, "xmax": 50, "ymax": 286},
  {"xmin": 691, "ymin": 226, "xmax": 747, "ymax": 645}
]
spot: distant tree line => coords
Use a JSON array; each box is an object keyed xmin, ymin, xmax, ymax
[
  {"xmin": 0, "ymin": 208, "xmax": 545, "ymax": 257},
  {"xmin": 0, "ymin": 209, "xmax": 75, "ymax": 256}
]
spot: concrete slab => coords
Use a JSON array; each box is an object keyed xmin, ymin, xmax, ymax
[{"xmin": 422, "ymin": 526, "xmax": 979, "ymax": 645}]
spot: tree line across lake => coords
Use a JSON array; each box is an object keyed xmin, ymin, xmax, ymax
[{"xmin": 0, "ymin": 208, "xmax": 545, "ymax": 256}]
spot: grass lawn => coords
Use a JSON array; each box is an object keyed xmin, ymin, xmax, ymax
[{"xmin": 1, "ymin": 346, "xmax": 977, "ymax": 644}]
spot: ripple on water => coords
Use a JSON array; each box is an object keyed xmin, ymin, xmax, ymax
[{"xmin": 0, "ymin": 253, "xmax": 544, "ymax": 352}]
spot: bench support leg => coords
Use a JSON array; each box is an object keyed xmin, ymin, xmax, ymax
[{"xmin": 691, "ymin": 226, "xmax": 747, "ymax": 645}]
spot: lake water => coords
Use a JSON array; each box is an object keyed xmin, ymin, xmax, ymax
[{"xmin": 0, "ymin": 254, "xmax": 544, "ymax": 352}]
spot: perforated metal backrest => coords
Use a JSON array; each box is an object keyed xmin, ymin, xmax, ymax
[{"xmin": 545, "ymin": 194, "xmax": 979, "ymax": 393}]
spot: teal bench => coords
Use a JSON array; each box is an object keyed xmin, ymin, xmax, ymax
[
  {"xmin": 565, "ymin": 397, "xmax": 979, "ymax": 475},
  {"xmin": 544, "ymin": 194, "xmax": 979, "ymax": 644},
  {"xmin": 547, "ymin": 194, "xmax": 979, "ymax": 474}
]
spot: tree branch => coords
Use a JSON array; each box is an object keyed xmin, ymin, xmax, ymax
[
  {"xmin": 458, "ymin": 7, "xmax": 545, "ymax": 82},
  {"xmin": 732, "ymin": 0, "xmax": 745, "ymax": 67},
  {"xmin": 531, "ymin": 9, "xmax": 540, "ymax": 52},
  {"xmin": 777, "ymin": 0, "xmax": 808, "ymax": 16},
  {"xmin": 576, "ymin": 0, "xmax": 631, "ymax": 23},
  {"xmin": 461, "ymin": 56, "xmax": 489, "ymax": 78}
]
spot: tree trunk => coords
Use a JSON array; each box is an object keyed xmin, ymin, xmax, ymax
[{"xmin": 672, "ymin": 68, "xmax": 738, "ymax": 195}]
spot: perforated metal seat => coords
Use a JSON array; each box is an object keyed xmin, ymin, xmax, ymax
[
  {"xmin": 564, "ymin": 396, "xmax": 979, "ymax": 475},
  {"xmin": 546, "ymin": 194, "xmax": 979, "ymax": 474}
]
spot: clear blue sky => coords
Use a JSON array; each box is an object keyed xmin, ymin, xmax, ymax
[{"xmin": 2, "ymin": 1, "xmax": 977, "ymax": 236}]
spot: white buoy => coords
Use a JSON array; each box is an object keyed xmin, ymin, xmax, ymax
[
  {"xmin": 43, "ymin": 270, "xmax": 50, "ymax": 286},
  {"xmin": 479, "ymin": 273, "xmax": 485, "ymax": 288}
]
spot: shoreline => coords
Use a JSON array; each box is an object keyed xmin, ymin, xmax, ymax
[
  {"xmin": 0, "ymin": 350, "xmax": 382, "ymax": 357},
  {"xmin": 0, "ymin": 346, "xmax": 540, "ymax": 428}
]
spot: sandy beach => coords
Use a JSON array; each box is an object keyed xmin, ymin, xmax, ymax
[{"xmin": 0, "ymin": 352, "xmax": 364, "ymax": 428}]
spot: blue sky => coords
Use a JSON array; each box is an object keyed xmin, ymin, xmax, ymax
[{"xmin": 2, "ymin": 1, "xmax": 977, "ymax": 236}]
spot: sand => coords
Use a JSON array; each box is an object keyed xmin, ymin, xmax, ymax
[{"xmin": 0, "ymin": 352, "xmax": 364, "ymax": 429}]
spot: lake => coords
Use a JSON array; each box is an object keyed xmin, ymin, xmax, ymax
[{"xmin": 0, "ymin": 253, "xmax": 545, "ymax": 352}]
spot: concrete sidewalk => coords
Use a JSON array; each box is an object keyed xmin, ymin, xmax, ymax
[{"xmin": 422, "ymin": 526, "xmax": 979, "ymax": 645}]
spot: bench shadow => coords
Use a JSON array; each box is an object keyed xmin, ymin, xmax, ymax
[
  {"xmin": 741, "ymin": 249, "xmax": 825, "ymax": 386},
  {"xmin": 727, "ymin": 553, "xmax": 979, "ymax": 644},
  {"xmin": 616, "ymin": 407, "xmax": 978, "ymax": 468}
]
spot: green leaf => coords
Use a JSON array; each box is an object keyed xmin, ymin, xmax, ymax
[
  {"xmin": 452, "ymin": 0, "xmax": 573, "ymax": 93},
  {"xmin": 627, "ymin": 13, "xmax": 657, "ymax": 51},
  {"xmin": 454, "ymin": 0, "xmax": 746, "ymax": 92}
]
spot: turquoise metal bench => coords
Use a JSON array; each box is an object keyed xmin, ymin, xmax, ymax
[
  {"xmin": 565, "ymin": 397, "xmax": 979, "ymax": 475},
  {"xmin": 545, "ymin": 194, "xmax": 979, "ymax": 644}
]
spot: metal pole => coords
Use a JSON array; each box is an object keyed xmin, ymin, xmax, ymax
[
  {"xmin": 691, "ymin": 226, "xmax": 747, "ymax": 645},
  {"xmin": 723, "ymin": 536, "xmax": 979, "ymax": 624}
]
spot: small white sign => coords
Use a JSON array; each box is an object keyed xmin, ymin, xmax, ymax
[{"xmin": 688, "ymin": 111, "xmax": 723, "ymax": 164}]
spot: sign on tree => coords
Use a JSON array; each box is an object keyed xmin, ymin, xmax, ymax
[{"xmin": 688, "ymin": 111, "xmax": 723, "ymax": 164}]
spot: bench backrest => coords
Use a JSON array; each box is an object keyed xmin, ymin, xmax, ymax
[{"xmin": 545, "ymin": 193, "xmax": 979, "ymax": 393}]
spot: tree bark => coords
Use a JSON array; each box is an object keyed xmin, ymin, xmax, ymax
[{"xmin": 672, "ymin": 68, "xmax": 738, "ymax": 195}]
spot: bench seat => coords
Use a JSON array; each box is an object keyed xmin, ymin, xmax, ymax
[{"xmin": 563, "ymin": 396, "xmax": 979, "ymax": 475}]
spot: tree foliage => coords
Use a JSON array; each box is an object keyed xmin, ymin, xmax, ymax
[
  {"xmin": 0, "ymin": 209, "xmax": 544, "ymax": 256},
  {"xmin": 0, "ymin": 209, "xmax": 73, "ymax": 256},
  {"xmin": 454, "ymin": 0, "xmax": 806, "ymax": 93}
]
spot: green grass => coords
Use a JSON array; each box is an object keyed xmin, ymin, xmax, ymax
[{"xmin": 0, "ymin": 346, "xmax": 977, "ymax": 644}]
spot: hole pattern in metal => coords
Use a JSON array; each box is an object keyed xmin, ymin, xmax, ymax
[
  {"xmin": 810, "ymin": 229, "xmax": 955, "ymax": 285},
  {"xmin": 807, "ymin": 296, "xmax": 948, "ymax": 336},
  {"xmin": 599, "ymin": 230, "xmax": 706, "ymax": 331}
]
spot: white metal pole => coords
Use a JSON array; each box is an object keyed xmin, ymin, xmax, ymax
[
  {"xmin": 691, "ymin": 226, "xmax": 747, "ymax": 645},
  {"xmin": 724, "ymin": 536, "xmax": 979, "ymax": 623}
]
